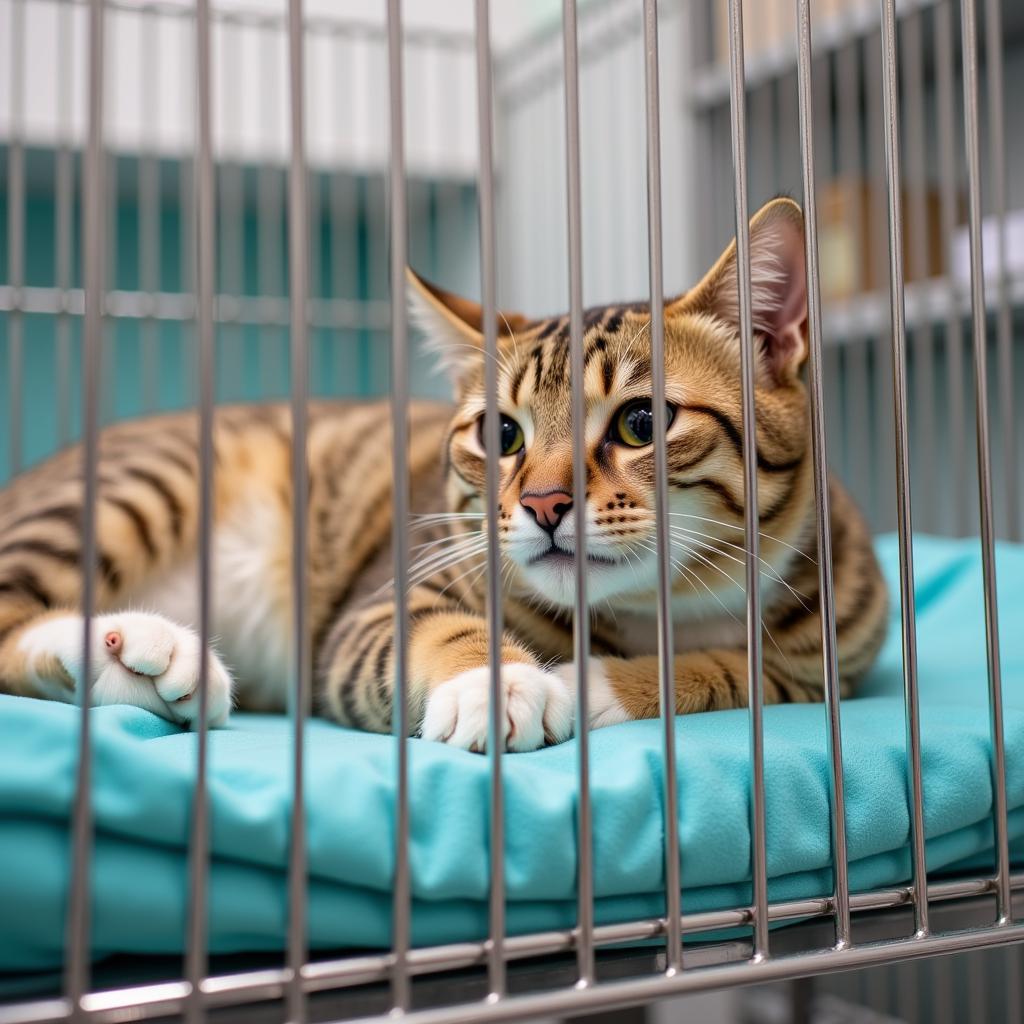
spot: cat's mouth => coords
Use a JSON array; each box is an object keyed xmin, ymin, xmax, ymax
[{"xmin": 529, "ymin": 544, "xmax": 620, "ymax": 567}]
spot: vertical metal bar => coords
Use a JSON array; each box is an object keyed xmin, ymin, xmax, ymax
[
  {"xmin": 725, "ymin": 0, "xmax": 767, "ymax": 965},
  {"xmin": 795, "ymin": 0, "xmax": 851, "ymax": 951},
  {"xmin": 983, "ymin": 0, "xmax": 1016, "ymax": 542},
  {"xmin": 474, "ymin": 0, "xmax": 506, "ymax": 1001},
  {"xmin": 902, "ymin": 12, "xmax": 936, "ymax": 531},
  {"xmin": 643, "ymin": 0, "xmax": 681, "ymax": 974},
  {"xmin": 220, "ymin": 22, "xmax": 244, "ymax": 403},
  {"xmin": 139, "ymin": 6, "xmax": 161, "ymax": 413},
  {"xmin": 561, "ymin": 0, "xmax": 593, "ymax": 988},
  {"xmin": 959, "ymin": 0, "xmax": 1011, "ymax": 927},
  {"xmin": 55, "ymin": 0, "xmax": 74, "ymax": 445},
  {"xmin": 67, "ymin": 0, "xmax": 105, "ymax": 1010},
  {"xmin": 258, "ymin": 25, "xmax": 281, "ymax": 400},
  {"xmin": 185, "ymin": 1, "xmax": 216, "ymax": 1021},
  {"xmin": 287, "ymin": 1, "xmax": 311, "ymax": 1020},
  {"xmin": 689, "ymin": 0, "xmax": 714, "ymax": 270},
  {"xmin": 878, "ymin": 0, "xmax": 929, "ymax": 939},
  {"xmin": 865, "ymin": 28, "xmax": 895, "ymax": 533},
  {"xmin": 7, "ymin": 0, "xmax": 25, "ymax": 474},
  {"xmin": 180, "ymin": 10, "xmax": 196, "ymax": 408},
  {"xmin": 385, "ymin": 0, "xmax": 411, "ymax": 1012},
  {"xmin": 935, "ymin": 0, "xmax": 967, "ymax": 540}
]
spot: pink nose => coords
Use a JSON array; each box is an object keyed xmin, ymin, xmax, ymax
[{"xmin": 520, "ymin": 490, "xmax": 573, "ymax": 532}]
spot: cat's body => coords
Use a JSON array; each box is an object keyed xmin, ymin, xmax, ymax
[{"xmin": 0, "ymin": 199, "xmax": 887, "ymax": 749}]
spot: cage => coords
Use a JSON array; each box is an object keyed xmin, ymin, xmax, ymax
[{"xmin": 0, "ymin": 0, "xmax": 1023, "ymax": 1022}]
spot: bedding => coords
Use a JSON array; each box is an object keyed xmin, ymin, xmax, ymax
[{"xmin": 2, "ymin": 533, "xmax": 1023, "ymax": 972}]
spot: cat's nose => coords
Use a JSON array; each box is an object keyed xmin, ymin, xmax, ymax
[{"xmin": 520, "ymin": 490, "xmax": 573, "ymax": 534}]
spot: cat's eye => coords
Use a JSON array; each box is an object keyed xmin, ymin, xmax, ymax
[
  {"xmin": 612, "ymin": 399, "xmax": 675, "ymax": 447},
  {"xmin": 479, "ymin": 413, "xmax": 525, "ymax": 456}
]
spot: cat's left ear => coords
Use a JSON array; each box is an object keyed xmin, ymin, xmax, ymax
[
  {"xmin": 407, "ymin": 269, "xmax": 528, "ymax": 385},
  {"xmin": 668, "ymin": 197, "xmax": 807, "ymax": 385}
]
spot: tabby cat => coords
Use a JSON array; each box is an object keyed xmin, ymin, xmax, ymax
[{"xmin": 0, "ymin": 198, "xmax": 886, "ymax": 751}]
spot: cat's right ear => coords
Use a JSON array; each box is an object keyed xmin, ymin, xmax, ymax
[{"xmin": 407, "ymin": 269, "xmax": 527, "ymax": 386}]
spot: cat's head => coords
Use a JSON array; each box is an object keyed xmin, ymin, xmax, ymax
[{"xmin": 409, "ymin": 197, "xmax": 813, "ymax": 610}]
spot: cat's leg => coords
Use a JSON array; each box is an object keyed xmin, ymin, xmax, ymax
[
  {"xmin": 555, "ymin": 650, "xmax": 825, "ymax": 728},
  {"xmin": 317, "ymin": 588, "xmax": 573, "ymax": 752},
  {"xmin": 0, "ymin": 421, "xmax": 234, "ymax": 724},
  {"xmin": 11, "ymin": 610, "xmax": 233, "ymax": 725}
]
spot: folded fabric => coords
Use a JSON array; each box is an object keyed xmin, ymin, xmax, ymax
[{"xmin": 2, "ymin": 534, "xmax": 1023, "ymax": 972}]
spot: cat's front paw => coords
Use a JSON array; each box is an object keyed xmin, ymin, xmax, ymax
[
  {"xmin": 20, "ymin": 611, "xmax": 233, "ymax": 727},
  {"xmin": 421, "ymin": 663, "xmax": 573, "ymax": 753}
]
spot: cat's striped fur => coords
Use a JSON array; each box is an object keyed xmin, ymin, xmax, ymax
[{"xmin": 0, "ymin": 198, "xmax": 886, "ymax": 749}]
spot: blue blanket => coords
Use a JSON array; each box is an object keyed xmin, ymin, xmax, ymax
[{"xmin": 2, "ymin": 535, "xmax": 1023, "ymax": 971}]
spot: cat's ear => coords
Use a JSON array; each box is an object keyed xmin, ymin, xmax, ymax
[
  {"xmin": 669, "ymin": 197, "xmax": 807, "ymax": 384},
  {"xmin": 407, "ymin": 268, "xmax": 528, "ymax": 384}
]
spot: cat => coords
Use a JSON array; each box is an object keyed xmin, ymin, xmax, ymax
[{"xmin": 0, "ymin": 198, "xmax": 886, "ymax": 751}]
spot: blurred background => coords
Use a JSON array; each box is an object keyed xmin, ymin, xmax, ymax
[{"xmin": 0, "ymin": 0, "xmax": 1021, "ymax": 541}]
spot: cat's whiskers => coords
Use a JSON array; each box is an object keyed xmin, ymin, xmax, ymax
[
  {"xmin": 433, "ymin": 554, "xmax": 491, "ymax": 604},
  {"xmin": 670, "ymin": 538, "xmax": 798, "ymax": 685},
  {"xmin": 391, "ymin": 537, "xmax": 490, "ymax": 594},
  {"xmin": 497, "ymin": 312, "xmax": 522, "ymax": 366},
  {"xmin": 668, "ymin": 526, "xmax": 812, "ymax": 611},
  {"xmin": 666, "ymin": 511, "xmax": 816, "ymax": 564},
  {"xmin": 409, "ymin": 530, "xmax": 484, "ymax": 556}
]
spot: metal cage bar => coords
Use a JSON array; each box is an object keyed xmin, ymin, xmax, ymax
[
  {"xmin": 66, "ymin": 0, "xmax": 105, "ymax": 1013},
  {"xmin": 794, "ymin": 0, "xmax": 851, "ymax": 950},
  {"xmin": 287, "ymin": 2, "xmax": 312, "ymax": 1021},
  {"xmin": 641, "ymin": 0, "xmax": 682, "ymax": 975},
  {"xmin": 6, "ymin": 0, "xmax": 25, "ymax": 475},
  {"xmin": 934, "ymin": 0, "xmax": 968, "ymax": 540},
  {"xmin": 385, "ymin": 0, "xmax": 412, "ymax": 1012},
  {"xmin": 474, "ymin": 0, "xmax": 507, "ymax": 1001},
  {"xmin": 184, "ymin": 0, "xmax": 216, "ymax": 1020},
  {"xmin": 878, "ymin": 0, "xmax": 929, "ymax": 940},
  {"xmin": 55, "ymin": 0, "xmax": 74, "ymax": 445},
  {"xmin": 959, "ymin": 0, "xmax": 1011, "ymax": 927},
  {"xmin": 560, "ymin": 0, "xmax": 595, "ymax": 989},
  {"xmin": 725, "ymin": 0, "xmax": 768, "ymax": 962},
  {"xmin": 983, "ymin": 0, "xmax": 1017, "ymax": 543}
]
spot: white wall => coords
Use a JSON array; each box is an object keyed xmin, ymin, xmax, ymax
[{"xmin": 0, "ymin": 0, "xmax": 601, "ymax": 177}]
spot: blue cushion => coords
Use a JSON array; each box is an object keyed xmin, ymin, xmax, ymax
[{"xmin": 2, "ymin": 534, "xmax": 1023, "ymax": 971}]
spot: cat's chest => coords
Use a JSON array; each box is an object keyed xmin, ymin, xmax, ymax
[{"xmin": 603, "ymin": 609, "xmax": 747, "ymax": 658}]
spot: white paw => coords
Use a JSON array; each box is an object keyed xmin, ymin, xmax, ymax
[
  {"xmin": 421, "ymin": 663, "xmax": 574, "ymax": 753},
  {"xmin": 20, "ymin": 611, "xmax": 233, "ymax": 727}
]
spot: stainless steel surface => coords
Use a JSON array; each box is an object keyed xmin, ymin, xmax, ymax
[
  {"xmin": 560, "ymin": 0, "xmax": 594, "ymax": 989},
  {"xmin": 474, "ymin": 0, "xmax": 507, "ymax": 1000},
  {"xmin": 6, "ymin": 0, "xmax": 24, "ymax": 475},
  {"xmin": 901, "ymin": 12, "xmax": 935, "ymax": 532},
  {"xmin": 984, "ymin": 0, "xmax": 1017, "ymax": 543},
  {"xmin": 287, "ymin": 2, "xmax": 311, "ymax": 1022},
  {"xmin": 66, "ymin": 0, "xmax": 105, "ymax": 1013},
  {"xmin": 138, "ymin": 5, "xmax": 161, "ymax": 415},
  {"xmin": 878, "ymin": 0, "xmax": 929, "ymax": 940},
  {"xmin": 6, "ymin": 869, "xmax": 1024, "ymax": 1024},
  {"xmin": 959, "ymin": 0, "xmax": 1011, "ymax": 927},
  {"xmin": 185, "ymin": 1, "xmax": 216, "ymax": 1020},
  {"xmin": 643, "ymin": 0, "xmax": 682, "ymax": 975},
  {"xmin": 794, "ymin": 0, "xmax": 851, "ymax": 951},
  {"xmin": 726, "ymin": 0, "xmax": 767, "ymax": 964},
  {"xmin": 55, "ymin": 0, "xmax": 73, "ymax": 444},
  {"xmin": 385, "ymin": 0, "xmax": 412, "ymax": 1011},
  {"xmin": 934, "ymin": 0, "xmax": 968, "ymax": 540}
]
